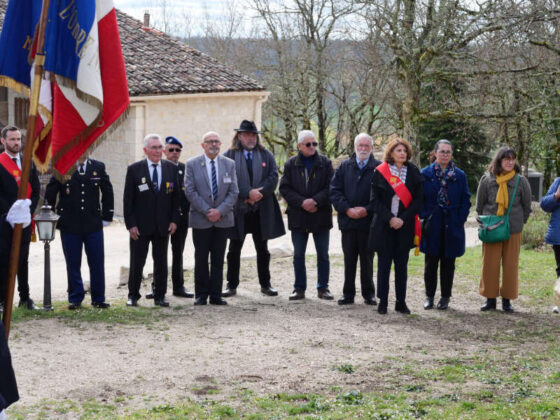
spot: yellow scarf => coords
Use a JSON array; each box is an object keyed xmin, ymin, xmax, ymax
[{"xmin": 495, "ymin": 171, "xmax": 516, "ymax": 216}]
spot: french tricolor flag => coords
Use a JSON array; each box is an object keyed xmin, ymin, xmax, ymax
[
  {"xmin": 44, "ymin": 0, "xmax": 129, "ymax": 177},
  {"xmin": 0, "ymin": 0, "xmax": 129, "ymax": 177}
]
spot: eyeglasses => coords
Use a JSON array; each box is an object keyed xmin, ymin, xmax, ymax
[
  {"xmin": 204, "ymin": 140, "xmax": 221, "ymax": 144},
  {"xmin": 167, "ymin": 147, "xmax": 181, "ymax": 152},
  {"xmin": 437, "ymin": 150, "xmax": 452, "ymax": 155},
  {"xmin": 147, "ymin": 145, "xmax": 163, "ymax": 150},
  {"xmin": 304, "ymin": 142, "xmax": 318, "ymax": 148}
]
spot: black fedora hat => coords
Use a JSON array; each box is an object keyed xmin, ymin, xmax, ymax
[{"xmin": 234, "ymin": 120, "xmax": 261, "ymax": 134}]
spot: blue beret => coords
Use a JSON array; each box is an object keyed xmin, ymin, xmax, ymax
[{"xmin": 165, "ymin": 136, "xmax": 183, "ymax": 148}]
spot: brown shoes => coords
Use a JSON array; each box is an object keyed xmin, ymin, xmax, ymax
[
  {"xmin": 289, "ymin": 289, "xmax": 305, "ymax": 300},
  {"xmin": 317, "ymin": 288, "xmax": 334, "ymax": 300}
]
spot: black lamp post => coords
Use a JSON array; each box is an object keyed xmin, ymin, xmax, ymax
[{"xmin": 34, "ymin": 205, "xmax": 59, "ymax": 311}]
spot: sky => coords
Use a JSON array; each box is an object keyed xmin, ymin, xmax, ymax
[{"xmin": 113, "ymin": 0, "xmax": 254, "ymax": 37}]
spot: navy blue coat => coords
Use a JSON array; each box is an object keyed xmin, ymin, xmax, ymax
[
  {"xmin": 45, "ymin": 159, "xmax": 114, "ymax": 234},
  {"xmin": 419, "ymin": 163, "xmax": 471, "ymax": 258},
  {"xmin": 540, "ymin": 177, "xmax": 560, "ymax": 245},
  {"xmin": 329, "ymin": 154, "xmax": 381, "ymax": 231}
]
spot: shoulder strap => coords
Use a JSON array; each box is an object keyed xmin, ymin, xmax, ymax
[{"xmin": 505, "ymin": 175, "xmax": 521, "ymax": 216}]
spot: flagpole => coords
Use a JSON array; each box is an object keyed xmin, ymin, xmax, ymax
[{"xmin": 3, "ymin": 0, "xmax": 51, "ymax": 340}]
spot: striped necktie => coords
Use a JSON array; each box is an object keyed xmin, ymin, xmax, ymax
[
  {"xmin": 152, "ymin": 164, "xmax": 159, "ymax": 193},
  {"xmin": 211, "ymin": 159, "xmax": 217, "ymax": 201}
]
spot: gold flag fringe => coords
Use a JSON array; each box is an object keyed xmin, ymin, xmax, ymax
[
  {"xmin": 49, "ymin": 105, "xmax": 130, "ymax": 183},
  {"xmin": 0, "ymin": 76, "xmax": 30, "ymax": 96}
]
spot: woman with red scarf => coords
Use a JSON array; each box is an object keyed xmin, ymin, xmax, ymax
[{"xmin": 369, "ymin": 136, "xmax": 423, "ymax": 314}]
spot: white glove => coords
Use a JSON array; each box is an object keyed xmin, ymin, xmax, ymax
[
  {"xmin": 102, "ymin": 220, "xmax": 111, "ymax": 227},
  {"xmin": 6, "ymin": 199, "xmax": 31, "ymax": 228}
]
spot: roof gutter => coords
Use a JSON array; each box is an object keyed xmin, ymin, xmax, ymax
[{"xmin": 130, "ymin": 90, "xmax": 270, "ymax": 103}]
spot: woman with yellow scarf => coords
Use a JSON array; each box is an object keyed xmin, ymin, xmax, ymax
[{"xmin": 476, "ymin": 147, "xmax": 532, "ymax": 312}]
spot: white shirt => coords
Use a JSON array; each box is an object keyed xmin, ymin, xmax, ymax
[
  {"xmin": 76, "ymin": 160, "xmax": 88, "ymax": 174},
  {"xmin": 146, "ymin": 158, "xmax": 161, "ymax": 190}
]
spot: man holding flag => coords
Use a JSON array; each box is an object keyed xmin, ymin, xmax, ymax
[
  {"xmin": 0, "ymin": 126, "xmax": 39, "ymax": 311},
  {"xmin": 0, "ymin": 0, "xmax": 129, "ymax": 330}
]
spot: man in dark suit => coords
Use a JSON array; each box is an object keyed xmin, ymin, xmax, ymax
[
  {"xmin": 0, "ymin": 125, "xmax": 40, "ymax": 310},
  {"xmin": 222, "ymin": 120, "xmax": 285, "ymax": 298},
  {"xmin": 330, "ymin": 133, "xmax": 380, "ymax": 306},
  {"xmin": 146, "ymin": 136, "xmax": 193, "ymax": 299},
  {"xmin": 185, "ymin": 131, "xmax": 238, "ymax": 305},
  {"xmin": 45, "ymin": 153, "xmax": 114, "ymax": 309},
  {"xmin": 123, "ymin": 134, "xmax": 181, "ymax": 307}
]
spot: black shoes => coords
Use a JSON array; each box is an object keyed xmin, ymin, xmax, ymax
[
  {"xmin": 145, "ymin": 292, "xmax": 154, "ymax": 299},
  {"xmin": 364, "ymin": 297, "xmax": 377, "ymax": 306},
  {"xmin": 377, "ymin": 299, "xmax": 388, "ymax": 314},
  {"xmin": 222, "ymin": 287, "xmax": 237, "ymax": 297},
  {"xmin": 126, "ymin": 298, "xmax": 138, "ymax": 307},
  {"xmin": 209, "ymin": 297, "xmax": 228, "ymax": 305},
  {"xmin": 92, "ymin": 302, "xmax": 110, "ymax": 309},
  {"xmin": 289, "ymin": 289, "xmax": 305, "ymax": 300},
  {"xmin": 395, "ymin": 301, "xmax": 411, "ymax": 314},
  {"xmin": 19, "ymin": 298, "xmax": 38, "ymax": 310},
  {"xmin": 68, "ymin": 302, "xmax": 82, "ymax": 310},
  {"xmin": 317, "ymin": 288, "xmax": 334, "ymax": 300},
  {"xmin": 194, "ymin": 297, "xmax": 207, "ymax": 305},
  {"xmin": 173, "ymin": 288, "xmax": 194, "ymax": 298},
  {"xmin": 437, "ymin": 297, "xmax": 450, "ymax": 310},
  {"xmin": 337, "ymin": 296, "xmax": 354, "ymax": 305},
  {"xmin": 424, "ymin": 297, "xmax": 434, "ymax": 310},
  {"xmin": 154, "ymin": 298, "xmax": 170, "ymax": 307},
  {"xmin": 502, "ymin": 298, "xmax": 514, "ymax": 313},
  {"xmin": 261, "ymin": 286, "xmax": 279, "ymax": 296},
  {"xmin": 480, "ymin": 298, "xmax": 496, "ymax": 311}
]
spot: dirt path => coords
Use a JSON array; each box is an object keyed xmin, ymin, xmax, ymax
[{"xmin": 9, "ymin": 245, "xmax": 556, "ymax": 413}]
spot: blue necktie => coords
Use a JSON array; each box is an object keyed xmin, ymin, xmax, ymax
[
  {"xmin": 211, "ymin": 159, "xmax": 217, "ymax": 201},
  {"xmin": 247, "ymin": 151, "xmax": 253, "ymax": 184},
  {"xmin": 152, "ymin": 163, "xmax": 159, "ymax": 192}
]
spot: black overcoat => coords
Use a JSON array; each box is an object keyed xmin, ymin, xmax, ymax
[
  {"xmin": 369, "ymin": 162, "xmax": 423, "ymax": 252},
  {"xmin": 279, "ymin": 152, "xmax": 333, "ymax": 233}
]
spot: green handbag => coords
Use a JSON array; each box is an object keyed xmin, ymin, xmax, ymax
[{"xmin": 477, "ymin": 175, "xmax": 520, "ymax": 243}]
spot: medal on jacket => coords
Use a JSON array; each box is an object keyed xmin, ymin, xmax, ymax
[{"xmin": 66, "ymin": 187, "xmax": 70, "ymax": 195}]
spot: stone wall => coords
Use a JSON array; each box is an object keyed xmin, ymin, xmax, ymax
[{"xmin": 92, "ymin": 91, "xmax": 268, "ymax": 217}]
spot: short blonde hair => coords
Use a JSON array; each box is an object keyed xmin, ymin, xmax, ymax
[{"xmin": 383, "ymin": 135, "xmax": 412, "ymax": 164}]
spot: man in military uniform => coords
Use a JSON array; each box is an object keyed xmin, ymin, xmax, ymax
[
  {"xmin": 146, "ymin": 136, "xmax": 193, "ymax": 299},
  {"xmin": 0, "ymin": 125, "xmax": 40, "ymax": 310},
  {"xmin": 45, "ymin": 153, "xmax": 114, "ymax": 309}
]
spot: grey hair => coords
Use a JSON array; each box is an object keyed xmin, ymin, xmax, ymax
[
  {"xmin": 143, "ymin": 133, "xmax": 163, "ymax": 148},
  {"xmin": 297, "ymin": 130, "xmax": 316, "ymax": 144},
  {"xmin": 434, "ymin": 139, "xmax": 452, "ymax": 152},
  {"xmin": 354, "ymin": 133, "xmax": 373, "ymax": 150},
  {"xmin": 202, "ymin": 131, "xmax": 221, "ymax": 142}
]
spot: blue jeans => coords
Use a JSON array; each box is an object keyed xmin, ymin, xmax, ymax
[{"xmin": 291, "ymin": 230, "xmax": 330, "ymax": 291}]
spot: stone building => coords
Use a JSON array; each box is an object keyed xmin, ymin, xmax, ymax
[{"xmin": 0, "ymin": 4, "xmax": 269, "ymax": 215}]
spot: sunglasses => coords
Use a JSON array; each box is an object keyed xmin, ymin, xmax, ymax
[
  {"xmin": 167, "ymin": 147, "xmax": 181, "ymax": 152},
  {"xmin": 304, "ymin": 142, "xmax": 318, "ymax": 148}
]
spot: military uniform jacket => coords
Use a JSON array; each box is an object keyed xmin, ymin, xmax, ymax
[{"xmin": 45, "ymin": 159, "xmax": 114, "ymax": 234}]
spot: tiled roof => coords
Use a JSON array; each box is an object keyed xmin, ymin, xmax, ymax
[{"xmin": 0, "ymin": 2, "xmax": 265, "ymax": 96}]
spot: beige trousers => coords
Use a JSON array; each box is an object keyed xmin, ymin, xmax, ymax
[{"xmin": 479, "ymin": 232, "xmax": 521, "ymax": 299}]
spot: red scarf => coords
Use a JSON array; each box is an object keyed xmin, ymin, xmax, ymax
[
  {"xmin": 0, "ymin": 152, "xmax": 36, "ymax": 240},
  {"xmin": 377, "ymin": 162, "xmax": 421, "ymax": 255}
]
